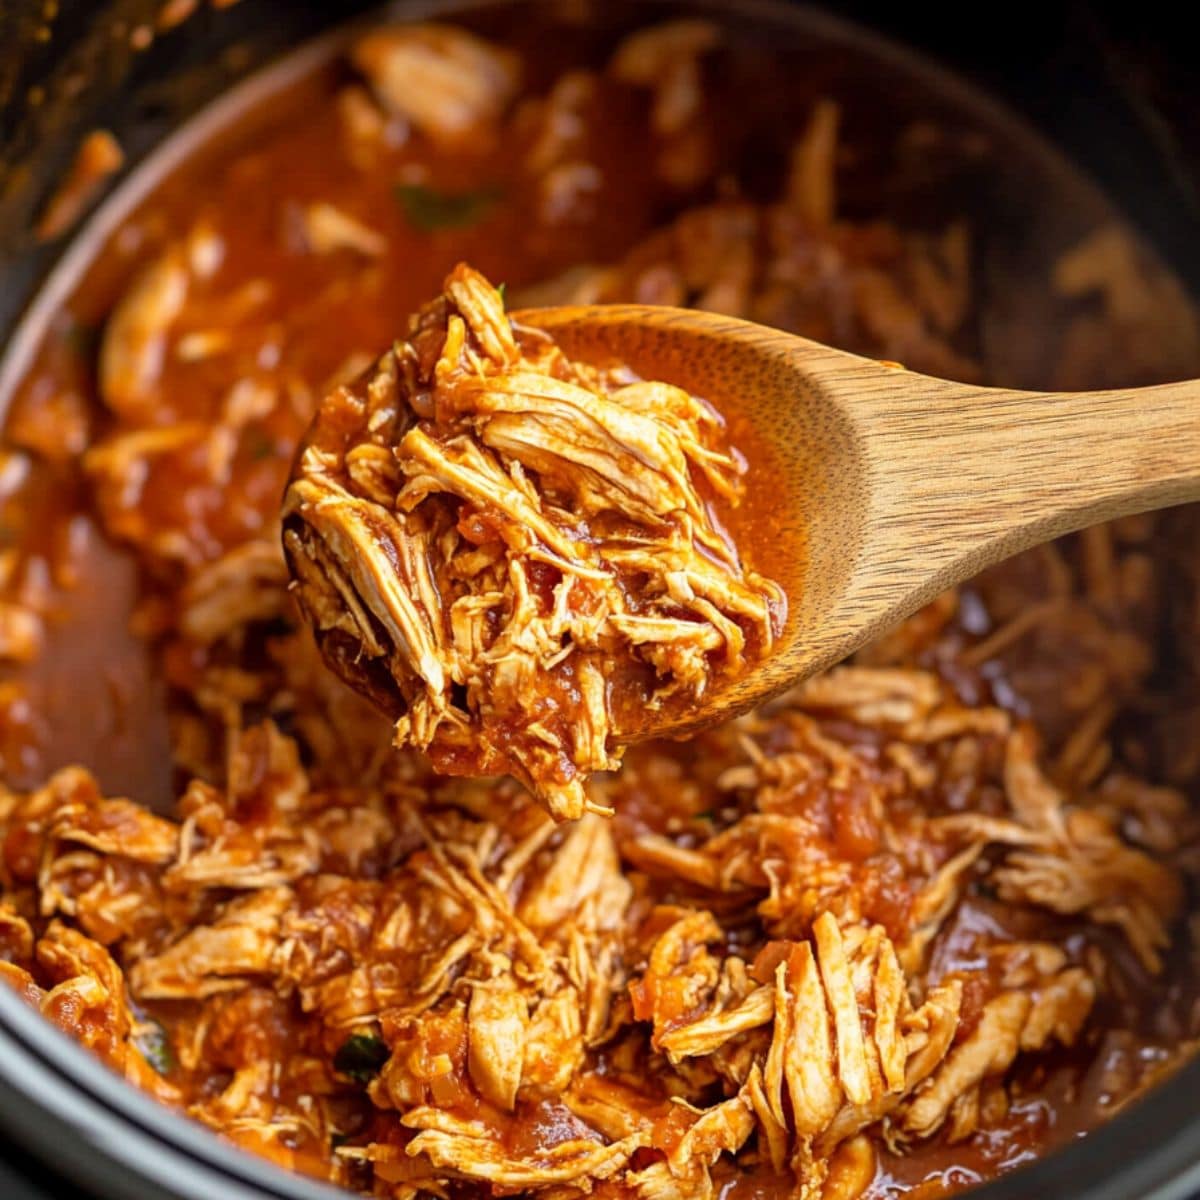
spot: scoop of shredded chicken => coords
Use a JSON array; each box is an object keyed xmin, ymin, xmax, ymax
[{"xmin": 283, "ymin": 265, "xmax": 783, "ymax": 819}]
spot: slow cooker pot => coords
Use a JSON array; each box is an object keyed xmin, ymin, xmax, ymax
[{"xmin": 2, "ymin": 2, "xmax": 1199, "ymax": 1198}]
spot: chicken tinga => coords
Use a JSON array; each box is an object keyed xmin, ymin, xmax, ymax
[
  {"xmin": 0, "ymin": 671, "xmax": 1183, "ymax": 1196},
  {"xmin": 283, "ymin": 264, "xmax": 783, "ymax": 819},
  {"xmin": 2, "ymin": 12, "xmax": 1200, "ymax": 1200}
]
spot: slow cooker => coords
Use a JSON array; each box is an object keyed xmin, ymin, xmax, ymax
[{"xmin": 2, "ymin": 2, "xmax": 1199, "ymax": 1197}]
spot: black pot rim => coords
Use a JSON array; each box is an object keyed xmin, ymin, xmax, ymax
[{"xmin": 1, "ymin": 2, "xmax": 1198, "ymax": 1198}]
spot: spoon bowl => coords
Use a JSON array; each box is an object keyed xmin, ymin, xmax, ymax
[{"xmin": 517, "ymin": 304, "xmax": 1200, "ymax": 739}]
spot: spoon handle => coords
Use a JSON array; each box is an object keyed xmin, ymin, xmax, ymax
[{"xmin": 847, "ymin": 372, "xmax": 1200, "ymax": 604}]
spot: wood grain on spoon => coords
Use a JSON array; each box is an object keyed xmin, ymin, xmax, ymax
[{"xmin": 516, "ymin": 304, "xmax": 1200, "ymax": 739}]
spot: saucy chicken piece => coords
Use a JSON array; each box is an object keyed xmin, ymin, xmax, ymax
[
  {"xmin": 283, "ymin": 265, "xmax": 783, "ymax": 819},
  {"xmin": 351, "ymin": 23, "xmax": 520, "ymax": 148}
]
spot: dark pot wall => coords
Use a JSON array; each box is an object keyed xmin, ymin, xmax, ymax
[{"xmin": 835, "ymin": 2, "xmax": 1200, "ymax": 295}]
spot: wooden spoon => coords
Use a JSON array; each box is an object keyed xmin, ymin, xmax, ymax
[{"xmin": 516, "ymin": 304, "xmax": 1200, "ymax": 739}]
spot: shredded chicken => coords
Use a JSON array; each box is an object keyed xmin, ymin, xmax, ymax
[
  {"xmin": 301, "ymin": 203, "xmax": 387, "ymax": 258},
  {"xmin": 283, "ymin": 265, "xmax": 783, "ymax": 818},
  {"xmin": 97, "ymin": 248, "xmax": 191, "ymax": 421},
  {"xmin": 610, "ymin": 19, "xmax": 720, "ymax": 188},
  {"xmin": 2, "ymin": 14, "xmax": 1199, "ymax": 1200},
  {"xmin": 351, "ymin": 24, "xmax": 520, "ymax": 148},
  {"xmin": 2, "ymin": 658, "xmax": 1184, "ymax": 1196}
]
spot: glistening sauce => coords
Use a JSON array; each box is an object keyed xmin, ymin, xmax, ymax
[{"xmin": 1, "ymin": 10, "xmax": 1197, "ymax": 1200}]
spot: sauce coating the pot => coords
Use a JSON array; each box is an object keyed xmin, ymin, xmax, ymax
[{"xmin": 1, "ymin": 12, "xmax": 1199, "ymax": 1200}]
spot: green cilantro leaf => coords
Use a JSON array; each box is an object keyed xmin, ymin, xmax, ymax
[
  {"xmin": 334, "ymin": 1032, "xmax": 390, "ymax": 1084},
  {"xmin": 394, "ymin": 183, "xmax": 502, "ymax": 232},
  {"xmin": 135, "ymin": 1019, "xmax": 174, "ymax": 1076}
]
